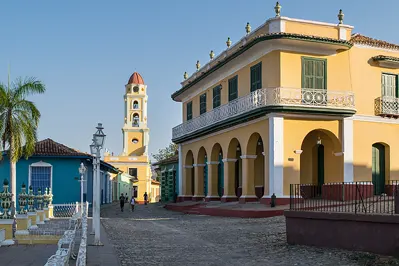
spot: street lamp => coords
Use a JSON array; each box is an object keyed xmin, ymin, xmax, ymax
[
  {"xmin": 90, "ymin": 123, "xmax": 106, "ymax": 246},
  {"xmin": 78, "ymin": 163, "xmax": 87, "ymax": 216}
]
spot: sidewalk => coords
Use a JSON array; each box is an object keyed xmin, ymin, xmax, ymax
[{"xmin": 87, "ymin": 218, "xmax": 120, "ymax": 266}]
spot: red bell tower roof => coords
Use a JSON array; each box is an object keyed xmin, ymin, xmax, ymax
[{"xmin": 127, "ymin": 72, "xmax": 144, "ymax": 85}]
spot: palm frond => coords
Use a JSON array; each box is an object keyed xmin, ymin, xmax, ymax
[{"xmin": 12, "ymin": 77, "xmax": 46, "ymax": 101}]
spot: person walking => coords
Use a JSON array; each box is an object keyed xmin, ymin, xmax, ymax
[
  {"xmin": 125, "ymin": 193, "xmax": 128, "ymax": 203},
  {"xmin": 119, "ymin": 193, "xmax": 125, "ymax": 212},
  {"xmin": 143, "ymin": 192, "xmax": 148, "ymax": 205},
  {"xmin": 130, "ymin": 196, "xmax": 135, "ymax": 212}
]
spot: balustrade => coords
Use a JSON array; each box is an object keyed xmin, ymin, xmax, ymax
[
  {"xmin": 172, "ymin": 87, "xmax": 356, "ymax": 139},
  {"xmin": 375, "ymin": 96, "xmax": 399, "ymax": 116}
]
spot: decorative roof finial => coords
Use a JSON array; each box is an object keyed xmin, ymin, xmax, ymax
[
  {"xmin": 245, "ymin": 22, "xmax": 251, "ymax": 34},
  {"xmin": 209, "ymin": 50, "xmax": 215, "ymax": 60},
  {"xmin": 184, "ymin": 72, "xmax": 188, "ymax": 79},
  {"xmin": 338, "ymin": 9, "xmax": 344, "ymax": 24},
  {"xmin": 274, "ymin": 2, "xmax": 281, "ymax": 17},
  {"xmin": 226, "ymin": 37, "xmax": 232, "ymax": 48},
  {"xmin": 196, "ymin": 60, "xmax": 200, "ymax": 71}
]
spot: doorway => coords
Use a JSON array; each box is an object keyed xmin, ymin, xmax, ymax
[{"xmin": 372, "ymin": 143, "xmax": 386, "ymax": 195}]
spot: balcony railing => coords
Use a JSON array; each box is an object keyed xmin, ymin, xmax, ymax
[
  {"xmin": 375, "ymin": 96, "xmax": 399, "ymax": 116},
  {"xmin": 172, "ymin": 87, "xmax": 355, "ymax": 140}
]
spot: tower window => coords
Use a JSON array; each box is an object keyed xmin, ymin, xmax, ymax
[
  {"xmin": 133, "ymin": 100, "xmax": 139, "ymax": 109},
  {"xmin": 132, "ymin": 113, "xmax": 140, "ymax": 127},
  {"xmin": 132, "ymin": 138, "xmax": 139, "ymax": 144},
  {"xmin": 133, "ymin": 86, "xmax": 139, "ymax": 93}
]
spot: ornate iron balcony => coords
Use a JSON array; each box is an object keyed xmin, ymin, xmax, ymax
[
  {"xmin": 375, "ymin": 96, "xmax": 399, "ymax": 117},
  {"xmin": 172, "ymin": 87, "xmax": 355, "ymax": 140}
]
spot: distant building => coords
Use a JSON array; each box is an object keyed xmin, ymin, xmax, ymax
[
  {"xmin": 0, "ymin": 138, "xmax": 118, "ymax": 205},
  {"xmin": 104, "ymin": 72, "xmax": 160, "ymax": 203},
  {"xmin": 153, "ymin": 154, "xmax": 179, "ymax": 203}
]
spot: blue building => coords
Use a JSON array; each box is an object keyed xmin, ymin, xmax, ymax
[{"xmin": 0, "ymin": 138, "xmax": 119, "ymax": 205}]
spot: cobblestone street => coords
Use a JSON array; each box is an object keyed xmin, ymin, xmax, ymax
[{"xmin": 101, "ymin": 203, "xmax": 399, "ymax": 266}]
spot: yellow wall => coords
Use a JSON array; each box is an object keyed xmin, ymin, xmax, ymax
[
  {"xmin": 127, "ymin": 131, "xmax": 145, "ymax": 156},
  {"xmin": 182, "ymin": 51, "xmax": 280, "ymax": 122},
  {"xmin": 284, "ymin": 21, "xmax": 341, "ymax": 39}
]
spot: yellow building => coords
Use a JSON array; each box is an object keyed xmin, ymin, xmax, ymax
[
  {"xmin": 105, "ymin": 72, "xmax": 159, "ymax": 203},
  {"xmin": 171, "ymin": 4, "xmax": 399, "ymax": 204}
]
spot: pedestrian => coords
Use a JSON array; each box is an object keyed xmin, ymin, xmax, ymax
[
  {"xmin": 143, "ymin": 192, "xmax": 148, "ymax": 205},
  {"xmin": 125, "ymin": 193, "xmax": 128, "ymax": 203},
  {"xmin": 130, "ymin": 196, "xmax": 135, "ymax": 212},
  {"xmin": 119, "ymin": 193, "xmax": 125, "ymax": 212}
]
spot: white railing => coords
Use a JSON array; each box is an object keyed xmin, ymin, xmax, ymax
[
  {"xmin": 375, "ymin": 96, "xmax": 399, "ymax": 116},
  {"xmin": 52, "ymin": 203, "xmax": 80, "ymax": 218},
  {"xmin": 172, "ymin": 87, "xmax": 355, "ymax": 139},
  {"xmin": 45, "ymin": 202, "xmax": 89, "ymax": 266}
]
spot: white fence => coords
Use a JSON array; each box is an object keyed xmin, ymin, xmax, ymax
[
  {"xmin": 52, "ymin": 203, "xmax": 80, "ymax": 218},
  {"xmin": 44, "ymin": 202, "xmax": 88, "ymax": 266}
]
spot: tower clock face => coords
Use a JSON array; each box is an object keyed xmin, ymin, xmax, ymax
[
  {"xmin": 133, "ymin": 86, "xmax": 139, "ymax": 93},
  {"xmin": 132, "ymin": 138, "xmax": 139, "ymax": 144}
]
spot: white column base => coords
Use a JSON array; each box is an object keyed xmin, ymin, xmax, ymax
[
  {"xmin": 15, "ymin": 230, "xmax": 29, "ymax": 236},
  {"xmin": 0, "ymin": 239, "xmax": 15, "ymax": 246}
]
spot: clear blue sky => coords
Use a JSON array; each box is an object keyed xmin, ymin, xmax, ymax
[{"xmin": 1, "ymin": 0, "xmax": 398, "ymax": 160}]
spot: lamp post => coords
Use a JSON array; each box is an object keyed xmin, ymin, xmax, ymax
[
  {"xmin": 90, "ymin": 123, "xmax": 106, "ymax": 246},
  {"xmin": 78, "ymin": 162, "xmax": 87, "ymax": 216}
]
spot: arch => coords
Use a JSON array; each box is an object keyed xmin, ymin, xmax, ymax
[
  {"xmin": 132, "ymin": 113, "xmax": 140, "ymax": 127},
  {"xmin": 245, "ymin": 133, "xmax": 265, "ymax": 199},
  {"xmin": 300, "ymin": 129, "xmax": 342, "ymax": 185},
  {"xmin": 372, "ymin": 142, "xmax": 390, "ymax": 195},
  {"xmin": 196, "ymin": 147, "xmax": 208, "ymax": 197},
  {"xmin": 210, "ymin": 143, "xmax": 224, "ymax": 197},
  {"xmin": 132, "ymin": 100, "xmax": 139, "ymax": 109},
  {"xmin": 227, "ymin": 138, "xmax": 242, "ymax": 197},
  {"xmin": 184, "ymin": 150, "xmax": 194, "ymax": 197}
]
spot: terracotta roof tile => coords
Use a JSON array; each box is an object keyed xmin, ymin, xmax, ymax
[
  {"xmin": 128, "ymin": 72, "xmax": 145, "ymax": 85},
  {"xmin": 350, "ymin": 33, "xmax": 399, "ymax": 50},
  {"xmin": 32, "ymin": 138, "xmax": 89, "ymax": 156}
]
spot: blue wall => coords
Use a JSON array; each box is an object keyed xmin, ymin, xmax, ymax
[{"xmin": 0, "ymin": 156, "xmax": 115, "ymax": 206}]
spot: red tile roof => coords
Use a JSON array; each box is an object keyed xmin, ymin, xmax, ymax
[
  {"xmin": 350, "ymin": 33, "xmax": 399, "ymax": 50},
  {"xmin": 32, "ymin": 138, "xmax": 89, "ymax": 156},
  {"xmin": 128, "ymin": 72, "xmax": 145, "ymax": 85}
]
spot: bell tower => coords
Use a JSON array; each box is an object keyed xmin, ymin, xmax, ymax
[{"xmin": 122, "ymin": 72, "xmax": 150, "ymax": 156}]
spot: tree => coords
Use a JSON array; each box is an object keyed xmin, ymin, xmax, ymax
[
  {"xmin": 151, "ymin": 143, "xmax": 178, "ymax": 162},
  {"xmin": 0, "ymin": 76, "xmax": 46, "ymax": 208}
]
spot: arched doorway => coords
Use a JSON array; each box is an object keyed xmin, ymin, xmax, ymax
[
  {"xmin": 246, "ymin": 133, "xmax": 264, "ymax": 199},
  {"xmin": 196, "ymin": 147, "xmax": 207, "ymax": 198},
  {"xmin": 210, "ymin": 143, "xmax": 224, "ymax": 198},
  {"xmin": 226, "ymin": 138, "xmax": 241, "ymax": 198},
  {"xmin": 184, "ymin": 150, "xmax": 194, "ymax": 197},
  {"xmin": 372, "ymin": 143, "xmax": 389, "ymax": 195},
  {"xmin": 300, "ymin": 129, "xmax": 342, "ymax": 185}
]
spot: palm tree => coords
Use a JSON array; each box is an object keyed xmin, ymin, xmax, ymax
[{"xmin": 0, "ymin": 76, "xmax": 46, "ymax": 208}]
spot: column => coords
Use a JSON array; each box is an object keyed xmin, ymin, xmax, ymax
[
  {"xmin": 206, "ymin": 162, "xmax": 220, "ymax": 201},
  {"xmin": 180, "ymin": 165, "xmax": 193, "ymax": 201},
  {"xmin": 192, "ymin": 164, "xmax": 205, "ymax": 201},
  {"xmin": 178, "ymin": 144, "xmax": 183, "ymax": 198},
  {"xmin": 221, "ymin": 159, "xmax": 238, "ymax": 202},
  {"xmin": 268, "ymin": 115, "xmax": 284, "ymax": 198},
  {"xmin": 343, "ymin": 117, "xmax": 354, "ymax": 182},
  {"xmin": 239, "ymin": 155, "xmax": 258, "ymax": 203},
  {"xmin": 260, "ymin": 152, "xmax": 270, "ymax": 204}
]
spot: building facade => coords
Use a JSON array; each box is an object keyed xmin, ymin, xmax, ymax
[
  {"xmin": 104, "ymin": 72, "xmax": 160, "ymax": 203},
  {"xmin": 0, "ymin": 138, "xmax": 118, "ymax": 206},
  {"xmin": 153, "ymin": 154, "xmax": 179, "ymax": 203},
  {"xmin": 171, "ymin": 5, "xmax": 399, "ymax": 204}
]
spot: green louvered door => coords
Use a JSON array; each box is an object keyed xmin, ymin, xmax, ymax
[
  {"xmin": 372, "ymin": 144, "xmax": 386, "ymax": 195},
  {"xmin": 302, "ymin": 58, "xmax": 327, "ymax": 105}
]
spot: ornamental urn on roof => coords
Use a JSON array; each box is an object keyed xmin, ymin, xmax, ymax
[
  {"xmin": 226, "ymin": 37, "xmax": 232, "ymax": 48},
  {"xmin": 184, "ymin": 72, "xmax": 188, "ymax": 79},
  {"xmin": 245, "ymin": 22, "xmax": 251, "ymax": 34},
  {"xmin": 196, "ymin": 60, "xmax": 200, "ymax": 71},
  {"xmin": 274, "ymin": 2, "xmax": 281, "ymax": 17},
  {"xmin": 338, "ymin": 9, "xmax": 344, "ymax": 24},
  {"xmin": 209, "ymin": 50, "xmax": 215, "ymax": 60}
]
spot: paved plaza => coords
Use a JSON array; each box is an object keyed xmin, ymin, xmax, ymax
[{"xmin": 101, "ymin": 203, "xmax": 399, "ymax": 266}]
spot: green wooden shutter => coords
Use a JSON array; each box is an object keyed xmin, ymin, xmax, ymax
[
  {"xmin": 228, "ymin": 76, "xmax": 238, "ymax": 101},
  {"xmin": 200, "ymin": 93, "xmax": 207, "ymax": 115},
  {"xmin": 314, "ymin": 60, "xmax": 325, "ymax": 90},
  {"xmin": 302, "ymin": 58, "xmax": 326, "ymax": 90},
  {"xmin": 382, "ymin": 74, "xmax": 397, "ymax": 97},
  {"xmin": 186, "ymin": 101, "xmax": 192, "ymax": 120},
  {"xmin": 250, "ymin": 63, "xmax": 262, "ymax": 92},
  {"xmin": 213, "ymin": 85, "xmax": 221, "ymax": 108}
]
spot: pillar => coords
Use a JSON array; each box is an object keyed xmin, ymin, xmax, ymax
[
  {"xmin": 178, "ymin": 144, "xmax": 183, "ymax": 197},
  {"xmin": 15, "ymin": 214, "xmax": 30, "ymax": 239},
  {"xmin": 343, "ymin": 117, "xmax": 354, "ymax": 182},
  {"xmin": 221, "ymin": 159, "xmax": 238, "ymax": 202},
  {"xmin": 260, "ymin": 152, "xmax": 270, "ymax": 204},
  {"xmin": 206, "ymin": 162, "xmax": 220, "ymax": 201},
  {"xmin": 48, "ymin": 205, "xmax": 54, "ymax": 218},
  {"xmin": 192, "ymin": 164, "xmax": 205, "ymax": 201},
  {"xmin": 268, "ymin": 116, "xmax": 284, "ymax": 197},
  {"xmin": 28, "ymin": 211, "xmax": 38, "ymax": 229},
  {"xmin": 43, "ymin": 207, "xmax": 50, "ymax": 221},
  {"xmin": 178, "ymin": 166, "xmax": 193, "ymax": 201},
  {"xmin": 239, "ymin": 155, "xmax": 258, "ymax": 203},
  {"xmin": 36, "ymin": 210, "xmax": 45, "ymax": 225},
  {"xmin": 0, "ymin": 220, "xmax": 15, "ymax": 245}
]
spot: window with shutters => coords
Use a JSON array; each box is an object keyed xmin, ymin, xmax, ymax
[
  {"xmin": 200, "ymin": 93, "xmax": 207, "ymax": 115},
  {"xmin": 213, "ymin": 85, "xmax": 221, "ymax": 108},
  {"xmin": 381, "ymin": 73, "xmax": 398, "ymax": 97},
  {"xmin": 228, "ymin": 76, "xmax": 238, "ymax": 101},
  {"xmin": 301, "ymin": 57, "xmax": 327, "ymax": 90},
  {"xmin": 250, "ymin": 63, "xmax": 262, "ymax": 92},
  {"xmin": 186, "ymin": 101, "xmax": 193, "ymax": 120},
  {"xmin": 129, "ymin": 168, "xmax": 138, "ymax": 177}
]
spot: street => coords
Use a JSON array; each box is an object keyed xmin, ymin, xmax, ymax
[{"xmin": 101, "ymin": 203, "xmax": 398, "ymax": 266}]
